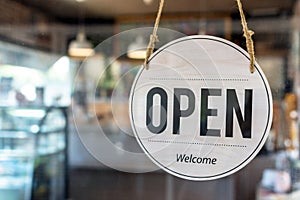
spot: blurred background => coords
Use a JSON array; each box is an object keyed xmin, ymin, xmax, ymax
[{"xmin": 1, "ymin": 0, "xmax": 300, "ymax": 199}]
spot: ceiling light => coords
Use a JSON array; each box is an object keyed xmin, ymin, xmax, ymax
[
  {"xmin": 143, "ymin": 0, "xmax": 153, "ymax": 5},
  {"xmin": 68, "ymin": 31, "xmax": 95, "ymax": 58},
  {"xmin": 127, "ymin": 36, "xmax": 147, "ymax": 59}
]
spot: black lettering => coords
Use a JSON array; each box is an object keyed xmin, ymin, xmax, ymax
[
  {"xmin": 202, "ymin": 157, "xmax": 211, "ymax": 164},
  {"xmin": 197, "ymin": 157, "xmax": 202, "ymax": 163},
  {"xmin": 173, "ymin": 88, "xmax": 195, "ymax": 134},
  {"xmin": 226, "ymin": 89, "xmax": 253, "ymax": 138},
  {"xmin": 176, "ymin": 154, "xmax": 186, "ymax": 162},
  {"xmin": 146, "ymin": 87, "xmax": 168, "ymax": 134},
  {"xmin": 192, "ymin": 157, "xmax": 197, "ymax": 163},
  {"xmin": 200, "ymin": 89, "xmax": 221, "ymax": 137},
  {"xmin": 176, "ymin": 154, "xmax": 217, "ymax": 165},
  {"xmin": 211, "ymin": 158, "xmax": 217, "ymax": 165},
  {"xmin": 184, "ymin": 156, "xmax": 189, "ymax": 162}
]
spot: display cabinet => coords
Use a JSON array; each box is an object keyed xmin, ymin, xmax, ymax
[{"xmin": 0, "ymin": 106, "xmax": 68, "ymax": 200}]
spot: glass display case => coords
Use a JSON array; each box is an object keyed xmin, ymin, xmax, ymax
[{"xmin": 0, "ymin": 106, "xmax": 68, "ymax": 200}]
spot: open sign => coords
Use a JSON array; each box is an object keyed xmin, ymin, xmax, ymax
[
  {"xmin": 130, "ymin": 35, "xmax": 272, "ymax": 181},
  {"xmin": 146, "ymin": 87, "xmax": 253, "ymax": 139}
]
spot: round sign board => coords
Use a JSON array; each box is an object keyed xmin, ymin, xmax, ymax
[{"xmin": 130, "ymin": 35, "xmax": 273, "ymax": 181}]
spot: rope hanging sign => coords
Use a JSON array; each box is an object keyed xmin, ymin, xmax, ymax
[
  {"xmin": 144, "ymin": 0, "xmax": 256, "ymax": 73},
  {"xmin": 130, "ymin": 0, "xmax": 273, "ymax": 181}
]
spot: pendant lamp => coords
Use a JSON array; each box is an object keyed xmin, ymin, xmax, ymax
[
  {"xmin": 68, "ymin": 30, "xmax": 95, "ymax": 58},
  {"xmin": 127, "ymin": 36, "xmax": 147, "ymax": 59}
]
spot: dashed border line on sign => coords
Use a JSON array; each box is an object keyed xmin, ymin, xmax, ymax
[
  {"xmin": 147, "ymin": 139, "xmax": 247, "ymax": 148},
  {"xmin": 149, "ymin": 78, "xmax": 249, "ymax": 82}
]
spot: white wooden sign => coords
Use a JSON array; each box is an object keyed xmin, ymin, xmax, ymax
[{"xmin": 129, "ymin": 35, "xmax": 273, "ymax": 181}]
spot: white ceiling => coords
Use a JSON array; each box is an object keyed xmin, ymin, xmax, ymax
[{"xmin": 16, "ymin": 0, "xmax": 296, "ymax": 19}]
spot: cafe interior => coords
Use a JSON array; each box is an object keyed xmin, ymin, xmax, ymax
[{"xmin": 1, "ymin": 0, "xmax": 300, "ymax": 199}]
